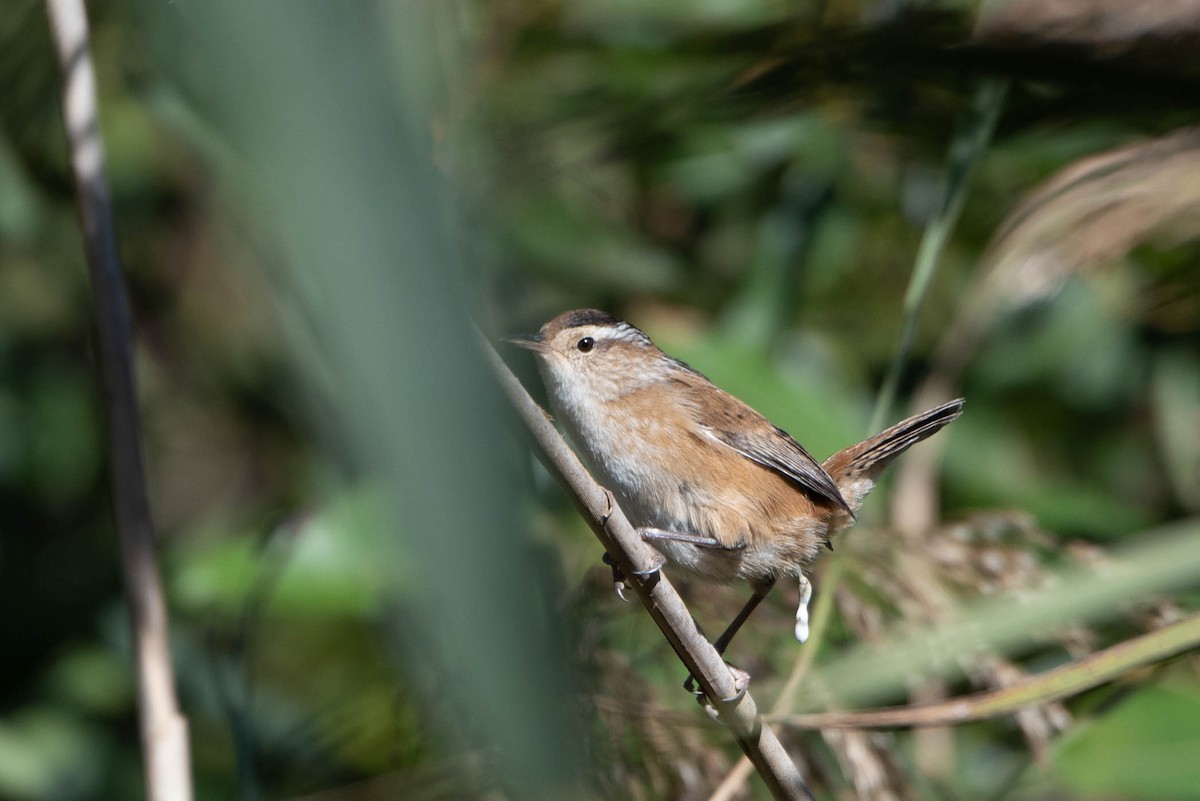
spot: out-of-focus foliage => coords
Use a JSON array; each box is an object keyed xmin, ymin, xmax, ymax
[{"xmin": 1, "ymin": 0, "xmax": 1198, "ymax": 799}]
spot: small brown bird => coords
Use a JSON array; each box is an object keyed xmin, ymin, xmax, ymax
[{"xmin": 512, "ymin": 308, "xmax": 963, "ymax": 656}]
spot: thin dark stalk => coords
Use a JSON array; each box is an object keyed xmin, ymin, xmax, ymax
[
  {"xmin": 481, "ymin": 334, "xmax": 814, "ymax": 801},
  {"xmin": 210, "ymin": 522, "xmax": 299, "ymax": 801},
  {"xmin": 868, "ymin": 77, "xmax": 1007, "ymax": 434},
  {"xmin": 43, "ymin": 1, "xmax": 192, "ymax": 799}
]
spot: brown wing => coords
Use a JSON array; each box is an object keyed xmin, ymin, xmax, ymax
[{"xmin": 683, "ymin": 382, "xmax": 851, "ymax": 513}]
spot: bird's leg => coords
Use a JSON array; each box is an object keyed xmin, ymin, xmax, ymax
[
  {"xmin": 684, "ymin": 579, "xmax": 776, "ymax": 707},
  {"xmin": 714, "ymin": 579, "xmax": 776, "ymax": 655},
  {"xmin": 600, "ymin": 527, "xmax": 726, "ymax": 600},
  {"xmin": 637, "ymin": 527, "xmax": 728, "ymax": 549}
]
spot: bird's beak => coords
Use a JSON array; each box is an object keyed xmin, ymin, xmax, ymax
[{"xmin": 505, "ymin": 333, "xmax": 548, "ymax": 353}]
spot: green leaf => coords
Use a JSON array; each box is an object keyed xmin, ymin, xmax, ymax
[
  {"xmin": 1055, "ymin": 681, "xmax": 1200, "ymax": 800},
  {"xmin": 0, "ymin": 709, "xmax": 103, "ymax": 800},
  {"xmin": 172, "ymin": 489, "xmax": 394, "ymax": 618}
]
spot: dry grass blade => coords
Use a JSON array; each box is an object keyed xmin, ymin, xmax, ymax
[
  {"xmin": 775, "ymin": 612, "xmax": 1200, "ymax": 729},
  {"xmin": 910, "ymin": 125, "xmax": 1200, "ymax": 458},
  {"xmin": 982, "ymin": 126, "xmax": 1200, "ymax": 306},
  {"xmin": 931, "ymin": 126, "xmax": 1200, "ymax": 375}
]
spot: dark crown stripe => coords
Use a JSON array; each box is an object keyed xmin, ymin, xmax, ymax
[{"xmin": 560, "ymin": 308, "xmax": 622, "ymax": 329}]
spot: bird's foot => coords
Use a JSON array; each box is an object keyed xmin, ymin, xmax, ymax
[
  {"xmin": 684, "ymin": 663, "xmax": 751, "ymax": 722},
  {"xmin": 601, "ymin": 552, "xmax": 631, "ymax": 602},
  {"xmin": 602, "ymin": 550, "xmax": 666, "ymax": 602}
]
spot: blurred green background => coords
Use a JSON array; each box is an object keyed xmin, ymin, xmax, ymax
[{"xmin": 2, "ymin": 0, "xmax": 1198, "ymax": 799}]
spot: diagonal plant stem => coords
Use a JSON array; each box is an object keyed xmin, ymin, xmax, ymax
[
  {"xmin": 774, "ymin": 611, "xmax": 1200, "ymax": 729},
  {"xmin": 481, "ymin": 334, "xmax": 815, "ymax": 801},
  {"xmin": 44, "ymin": 2, "xmax": 192, "ymax": 799}
]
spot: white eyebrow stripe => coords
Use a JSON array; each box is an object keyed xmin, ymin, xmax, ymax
[{"xmin": 595, "ymin": 322, "xmax": 650, "ymax": 345}]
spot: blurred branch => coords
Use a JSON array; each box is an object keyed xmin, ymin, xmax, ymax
[
  {"xmin": 43, "ymin": 1, "xmax": 192, "ymax": 800},
  {"xmin": 775, "ymin": 611, "xmax": 1200, "ymax": 729},
  {"xmin": 722, "ymin": 8, "xmax": 1200, "ymax": 116},
  {"xmin": 480, "ymin": 333, "xmax": 815, "ymax": 801}
]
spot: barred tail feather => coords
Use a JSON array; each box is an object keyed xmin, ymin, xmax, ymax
[{"xmin": 822, "ymin": 398, "xmax": 964, "ymax": 516}]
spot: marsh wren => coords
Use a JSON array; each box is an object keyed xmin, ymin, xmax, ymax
[{"xmin": 512, "ymin": 308, "xmax": 963, "ymax": 656}]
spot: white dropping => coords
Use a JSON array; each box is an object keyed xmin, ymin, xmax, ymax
[{"xmin": 794, "ymin": 573, "xmax": 813, "ymax": 643}]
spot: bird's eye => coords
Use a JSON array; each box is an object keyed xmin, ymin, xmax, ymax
[{"xmin": 577, "ymin": 337, "xmax": 595, "ymax": 353}]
